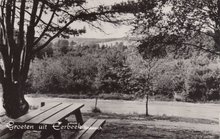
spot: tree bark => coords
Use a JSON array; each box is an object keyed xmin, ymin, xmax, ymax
[
  {"xmin": 146, "ymin": 94, "xmax": 149, "ymax": 116},
  {"xmin": 95, "ymin": 97, "xmax": 98, "ymax": 109},
  {"xmin": 213, "ymin": 30, "xmax": 220, "ymax": 51},
  {"xmin": 2, "ymin": 78, "xmax": 29, "ymax": 118}
]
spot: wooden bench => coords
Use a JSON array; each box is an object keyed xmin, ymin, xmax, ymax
[
  {"xmin": 0, "ymin": 102, "xmax": 105, "ymax": 139},
  {"xmin": 70, "ymin": 119, "xmax": 106, "ymax": 139},
  {"xmin": 0, "ymin": 127, "xmax": 17, "ymax": 139}
]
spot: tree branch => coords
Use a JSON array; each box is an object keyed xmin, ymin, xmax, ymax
[
  {"xmin": 12, "ymin": 0, "xmax": 26, "ymax": 82},
  {"xmin": 0, "ymin": 3, "xmax": 60, "ymax": 31},
  {"xmin": 33, "ymin": 10, "xmax": 122, "ymax": 53},
  {"xmin": 19, "ymin": 0, "xmax": 25, "ymax": 49},
  {"xmin": 34, "ymin": 2, "xmax": 45, "ymax": 26},
  {"xmin": 182, "ymin": 42, "xmax": 220, "ymax": 56},
  {"xmin": 34, "ymin": 0, "xmax": 59, "ymax": 46},
  {"xmin": 11, "ymin": 0, "xmax": 15, "ymax": 31},
  {"xmin": 21, "ymin": 0, "xmax": 39, "ymax": 82}
]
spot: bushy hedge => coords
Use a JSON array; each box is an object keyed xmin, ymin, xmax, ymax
[
  {"xmin": 27, "ymin": 42, "xmax": 220, "ymax": 102},
  {"xmin": 185, "ymin": 58, "xmax": 220, "ymax": 101},
  {"xmin": 152, "ymin": 59, "xmax": 187, "ymax": 97},
  {"xmin": 28, "ymin": 55, "xmax": 98, "ymax": 94},
  {"xmin": 152, "ymin": 57, "xmax": 220, "ymax": 102},
  {"xmin": 27, "ymin": 44, "xmax": 139, "ymax": 95}
]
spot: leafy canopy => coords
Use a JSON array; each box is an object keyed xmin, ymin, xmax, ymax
[{"xmin": 133, "ymin": 0, "xmax": 220, "ymax": 58}]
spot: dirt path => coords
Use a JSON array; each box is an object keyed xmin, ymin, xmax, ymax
[{"xmin": 1, "ymin": 95, "xmax": 220, "ymax": 122}]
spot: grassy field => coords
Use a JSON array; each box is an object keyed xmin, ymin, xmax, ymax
[
  {"xmin": 1, "ymin": 95, "xmax": 220, "ymax": 138},
  {"xmin": 19, "ymin": 113, "xmax": 219, "ymax": 139},
  {"xmin": 2, "ymin": 95, "xmax": 220, "ymax": 122}
]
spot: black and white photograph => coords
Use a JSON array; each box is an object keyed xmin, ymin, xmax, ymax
[{"xmin": 0, "ymin": 0, "xmax": 220, "ymax": 138}]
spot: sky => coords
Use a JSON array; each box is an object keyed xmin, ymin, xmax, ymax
[
  {"xmin": 78, "ymin": 22, "xmax": 133, "ymax": 38},
  {"xmin": 79, "ymin": 0, "xmax": 172, "ymax": 38},
  {"xmin": 86, "ymin": 0, "xmax": 130, "ymax": 7},
  {"xmin": 79, "ymin": 0, "xmax": 133, "ymax": 38},
  {"xmin": 19, "ymin": 0, "xmax": 133, "ymax": 39}
]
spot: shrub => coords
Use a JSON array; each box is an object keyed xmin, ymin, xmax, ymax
[
  {"xmin": 61, "ymin": 55, "xmax": 98, "ymax": 94},
  {"xmin": 28, "ymin": 54, "xmax": 98, "ymax": 94},
  {"xmin": 28, "ymin": 58, "xmax": 67, "ymax": 94},
  {"xmin": 185, "ymin": 62, "xmax": 220, "ymax": 101},
  {"xmin": 98, "ymin": 60, "xmax": 135, "ymax": 94},
  {"xmin": 35, "ymin": 42, "xmax": 54, "ymax": 59},
  {"xmin": 152, "ymin": 59, "xmax": 187, "ymax": 98},
  {"xmin": 27, "ymin": 45, "xmax": 132, "ymax": 95}
]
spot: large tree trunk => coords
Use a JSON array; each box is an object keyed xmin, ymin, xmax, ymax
[
  {"xmin": 2, "ymin": 78, "xmax": 29, "ymax": 118},
  {"xmin": 213, "ymin": 30, "xmax": 220, "ymax": 51}
]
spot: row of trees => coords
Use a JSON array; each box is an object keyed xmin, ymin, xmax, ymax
[
  {"xmin": 29, "ymin": 38, "xmax": 220, "ymax": 99},
  {"xmin": 27, "ymin": 38, "xmax": 220, "ymax": 117}
]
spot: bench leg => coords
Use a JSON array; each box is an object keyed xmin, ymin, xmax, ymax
[
  {"xmin": 39, "ymin": 130, "xmax": 51, "ymax": 139},
  {"xmin": 75, "ymin": 109, "xmax": 83, "ymax": 125},
  {"xmin": 12, "ymin": 130, "xmax": 24, "ymax": 139},
  {"xmin": 53, "ymin": 130, "xmax": 62, "ymax": 139}
]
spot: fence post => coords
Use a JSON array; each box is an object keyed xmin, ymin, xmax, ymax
[{"xmin": 41, "ymin": 102, "xmax": 45, "ymax": 107}]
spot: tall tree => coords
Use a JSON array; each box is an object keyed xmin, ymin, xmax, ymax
[
  {"xmin": 0, "ymin": 0, "xmax": 158, "ymax": 118},
  {"xmin": 127, "ymin": 45, "xmax": 159, "ymax": 116},
  {"xmin": 133, "ymin": 0, "xmax": 220, "ymax": 58}
]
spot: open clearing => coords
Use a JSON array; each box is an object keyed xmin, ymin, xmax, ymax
[
  {"xmin": 1, "ymin": 95, "xmax": 219, "ymax": 121},
  {"xmin": 1, "ymin": 95, "xmax": 220, "ymax": 121},
  {"xmin": 1, "ymin": 95, "xmax": 220, "ymax": 138}
]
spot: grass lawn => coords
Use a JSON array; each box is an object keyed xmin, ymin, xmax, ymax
[{"xmin": 17, "ymin": 113, "xmax": 220, "ymax": 139}]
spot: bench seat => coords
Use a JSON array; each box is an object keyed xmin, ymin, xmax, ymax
[
  {"xmin": 70, "ymin": 119, "xmax": 106, "ymax": 139},
  {"xmin": 0, "ymin": 119, "xmax": 106, "ymax": 139},
  {"xmin": 0, "ymin": 103, "xmax": 105, "ymax": 139},
  {"xmin": 0, "ymin": 128, "xmax": 15, "ymax": 139}
]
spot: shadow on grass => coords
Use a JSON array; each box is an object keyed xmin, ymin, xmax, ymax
[
  {"xmin": 82, "ymin": 112, "xmax": 219, "ymax": 139},
  {"xmin": 83, "ymin": 112, "xmax": 218, "ymax": 125}
]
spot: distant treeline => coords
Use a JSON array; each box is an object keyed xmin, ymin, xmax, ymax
[{"xmin": 27, "ymin": 39, "xmax": 220, "ymax": 102}]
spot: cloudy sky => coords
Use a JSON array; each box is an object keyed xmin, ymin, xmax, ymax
[
  {"xmin": 80, "ymin": 0, "xmax": 133, "ymax": 38},
  {"xmin": 38, "ymin": 0, "xmax": 134, "ymax": 38},
  {"xmin": 79, "ymin": 22, "xmax": 132, "ymax": 38}
]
